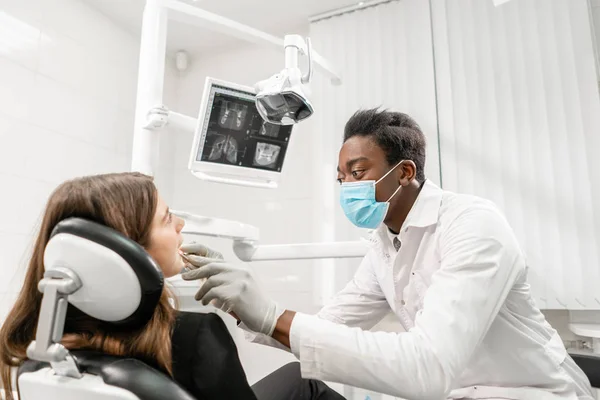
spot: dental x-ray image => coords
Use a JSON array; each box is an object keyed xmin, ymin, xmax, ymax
[
  {"xmin": 253, "ymin": 142, "xmax": 281, "ymax": 169},
  {"xmin": 200, "ymin": 132, "xmax": 245, "ymax": 165},
  {"xmin": 217, "ymin": 99, "xmax": 248, "ymax": 131},
  {"xmin": 196, "ymin": 87, "xmax": 293, "ymax": 172},
  {"xmin": 259, "ymin": 121, "xmax": 280, "ymax": 138}
]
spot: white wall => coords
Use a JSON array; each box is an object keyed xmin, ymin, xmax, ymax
[{"xmin": 0, "ymin": 0, "xmax": 141, "ymax": 320}]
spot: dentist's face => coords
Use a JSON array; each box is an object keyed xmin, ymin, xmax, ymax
[
  {"xmin": 337, "ymin": 136, "xmax": 400, "ymax": 203},
  {"xmin": 146, "ymin": 195, "xmax": 185, "ymax": 278}
]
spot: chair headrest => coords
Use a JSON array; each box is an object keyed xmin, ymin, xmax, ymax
[{"xmin": 45, "ymin": 218, "xmax": 164, "ymax": 330}]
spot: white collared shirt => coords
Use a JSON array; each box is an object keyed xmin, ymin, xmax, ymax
[{"xmin": 247, "ymin": 180, "xmax": 593, "ymax": 400}]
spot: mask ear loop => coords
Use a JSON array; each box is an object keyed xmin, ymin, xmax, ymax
[
  {"xmin": 386, "ymin": 183, "xmax": 403, "ymax": 202},
  {"xmin": 375, "ymin": 160, "xmax": 404, "ymax": 185},
  {"xmin": 374, "ymin": 160, "xmax": 404, "ymax": 202}
]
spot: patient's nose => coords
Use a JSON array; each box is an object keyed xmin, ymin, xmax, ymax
[{"xmin": 175, "ymin": 216, "xmax": 185, "ymax": 232}]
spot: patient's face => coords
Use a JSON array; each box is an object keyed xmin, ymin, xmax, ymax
[{"xmin": 146, "ymin": 195, "xmax": 185, "ymax": 278}]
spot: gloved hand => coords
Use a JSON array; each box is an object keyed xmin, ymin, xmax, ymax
[
  {"xmin": 181, "ymin": 262, "xmax": 283, "ymax": 336},
  {"xmin": 179, "ymin": 242, "xmax": 224, "ymax": 269}
]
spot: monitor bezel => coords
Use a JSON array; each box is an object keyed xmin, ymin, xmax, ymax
[{"xmin": 188, "ymin": 77, "xmax": 286, "ymax": 186}]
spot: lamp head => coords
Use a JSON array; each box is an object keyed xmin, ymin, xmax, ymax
[
  {"xmin": 255, "ymin": 35, "xmax": 315, "ymax": 125},
  {"xmin": 255, "ymin": 68, "xmax": 314, "ymax": 125}
]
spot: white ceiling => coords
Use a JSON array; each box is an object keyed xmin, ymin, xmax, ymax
[{"xmin": 81, "ymin": 0, "xmax": 361, "ymax": 54}]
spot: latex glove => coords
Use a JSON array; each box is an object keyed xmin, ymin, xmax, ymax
[
  {"xmin": 181, "ymin": 262, "xmax": 283, "ymax": 336},
  {"xmin": 179, "ymin": 242, "xmax": 224, "ymax": 269}
]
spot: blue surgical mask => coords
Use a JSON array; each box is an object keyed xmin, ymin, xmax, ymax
[{"xmin": 339, "ymin": 161, "xmax": 403, "ymax": 229}]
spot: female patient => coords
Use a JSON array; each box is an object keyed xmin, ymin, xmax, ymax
[{"xmin": 0, "ymin": 172, "xmax": 257, "ymax": 400}]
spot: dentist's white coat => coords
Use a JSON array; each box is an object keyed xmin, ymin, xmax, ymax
[{"xmin": 245, "ymin": 180, "xmax": 593, "ymax": 400}]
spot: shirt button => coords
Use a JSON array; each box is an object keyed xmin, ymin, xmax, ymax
[{"xmin": 401, "ymin": 300, "xmax": 406, "ymax": 306}]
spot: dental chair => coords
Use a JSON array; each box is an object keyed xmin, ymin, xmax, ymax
[{"xmin": 17, "ymin": 218, "xmax": 196, "ymax": 400}]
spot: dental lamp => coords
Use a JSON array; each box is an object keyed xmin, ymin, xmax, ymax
[{"xmin": 254, "ymin": 35, "xmax": 315, "ymax": 125}]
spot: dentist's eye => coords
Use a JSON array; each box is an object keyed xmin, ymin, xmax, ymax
[{"xmin": 351, "ymin": 170, "xmax": 364, "ymax": 178}]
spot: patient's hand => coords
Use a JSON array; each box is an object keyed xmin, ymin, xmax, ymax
[{"xmin": 180, "ymin": 242, "xmax": 224, "ymax": 269}]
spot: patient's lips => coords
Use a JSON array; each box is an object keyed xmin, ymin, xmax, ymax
[{"xmin": 179, "ymin": 250, "xmax": 193, "ymax": 273}]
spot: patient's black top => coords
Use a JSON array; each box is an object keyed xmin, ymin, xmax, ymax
[{"xmin": 172, "ymin": 311, "xmax": 257, "ymax": 400}]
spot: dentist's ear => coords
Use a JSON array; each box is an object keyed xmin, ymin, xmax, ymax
[{"xmin": 398, "ymin": 160, "xmax": 417, "ymax": 186}]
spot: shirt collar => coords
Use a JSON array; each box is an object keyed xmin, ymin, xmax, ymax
[
  {"xmin": 374, "ymin": 179, "xmax": 444, "ymax": 238},
  {"xmin": 400, "ymin": 179, "xmax": 444, "ymax": 230}
]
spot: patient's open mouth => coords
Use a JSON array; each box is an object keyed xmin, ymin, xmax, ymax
[{"xmin": 179, "ymin": 250, "xmax": 193, "ymax": 272}]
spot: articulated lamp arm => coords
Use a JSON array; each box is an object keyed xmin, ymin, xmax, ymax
[{"xmin": 172, "ymin": 211, "xmax": 367, "ymax": 261}]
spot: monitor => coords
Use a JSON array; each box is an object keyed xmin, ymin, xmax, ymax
[{"xmin": 188, "ymin": 77, "xmax": 294, "ymax": 189}]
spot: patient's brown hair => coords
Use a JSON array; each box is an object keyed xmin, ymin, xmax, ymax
[{"xmin": 0, "ymin": 172, "xmax": 177, "ymax": 400}]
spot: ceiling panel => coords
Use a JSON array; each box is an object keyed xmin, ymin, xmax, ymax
[{"xmin": 81, "ymin": 0, "xmax": 361, "ymax": 54}]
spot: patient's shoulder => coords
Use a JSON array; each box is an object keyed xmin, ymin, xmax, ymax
[
  {"xmin": 175, "ymin": 310, "xmax": 221, "ymax": 325},
  {"xmin": 171, "ymin": 311, "xmax": 255, "ymax": 399},
  {"xmin": 171, "ymin": 312, "xmax": 233, "ymax": 381},
  {"xmin": 172, "ymin": 311, "xmax": 234, "ymax": 352},
  {"xmin": 174, "ymin": 311, "xmax": 229, "ymax": 334}
]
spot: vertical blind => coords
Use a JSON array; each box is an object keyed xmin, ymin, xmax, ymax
[
  {"xmin": 431, "ymin": 0, "xmax": 600, "ymax": 309},
  {"xmin": 310, "ymin": 0, "xmax": 600, "ymax": 311}
]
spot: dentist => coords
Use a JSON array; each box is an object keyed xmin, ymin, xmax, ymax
[{"xmin": 182, "ymin": 109, "xmax": 593, "ymax": 400}]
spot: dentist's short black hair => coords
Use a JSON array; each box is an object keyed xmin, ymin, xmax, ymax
[{"xmin": 343, "ymin": 108, "xmax": 427, "ymax": 182}]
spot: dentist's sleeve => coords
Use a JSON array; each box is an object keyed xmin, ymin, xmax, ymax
[
  {"xmin": 240, "ymin": 251, "xmax": 390, "ymax": 350},
  {"xmin": 317, "ymin": 250, "xmax": 391, "ymax": 329},
  {"xmin": 288, "ymin": 207, "xmax": 524, "ymax": 400}
]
